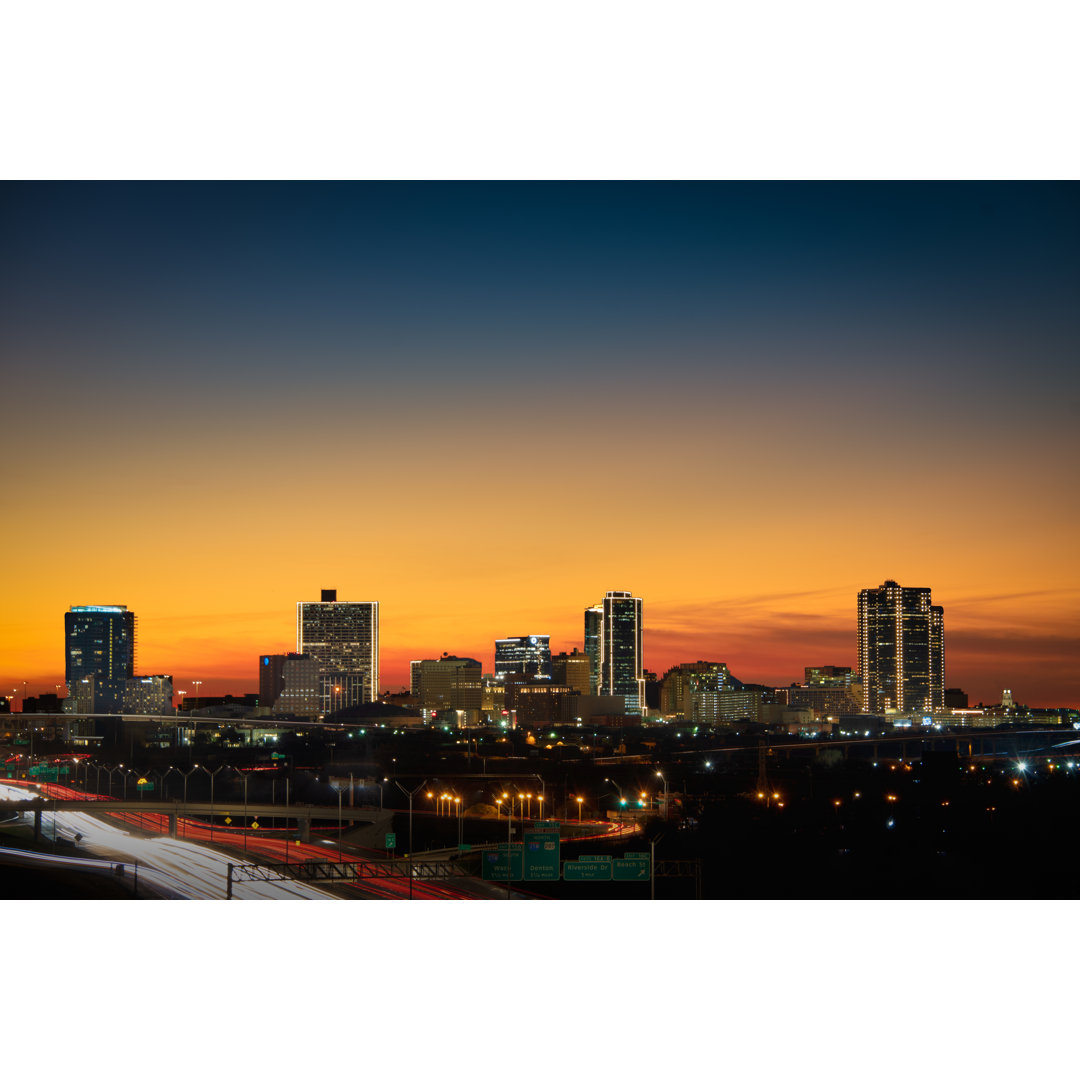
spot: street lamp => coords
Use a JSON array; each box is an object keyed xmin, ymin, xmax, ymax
[
  {"xmin": 192, "ymin": 681, "xmax": 202, "ymax": 710},
  {"xmin": 504, "ymin": 791, "xmax": 513, "ymax": 900},
  {"xmin": 576, "ymin": 796, "xmax": 583, "ymax": 823},
  {"xmin": 238, "ymin": 770, "xmax": 251, "ymax": 852},
  {"xmin": 198, "ymin": 764, "xmax": 225, "ymax": 842},
  {"xmin": 102, "ymin": 764, "xmax": 124, "ymax": 797},
  {"xmin": 395, "ymin": 779, "xmax": 427, "ymax": 860},
  {"xmin": 656, "ymin": 770, "xmax": 669, "ymax": 820}
]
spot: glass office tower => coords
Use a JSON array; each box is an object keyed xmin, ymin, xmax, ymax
[
  {"xmin": 65, "ymin": 605, "xmax": 137, "ymax": 712},
  {"xmin": 858, "ymin": 580, "xmax": 944, "ymax": 713},
  {"xmin": 494, "ymin": 635, "xmax": 552, "ymax": 679},
  {"xmin": 585, "ymin": 595, "xmax": 645, "ymax": 711}
]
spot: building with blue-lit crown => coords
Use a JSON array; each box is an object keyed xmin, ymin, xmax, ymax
[{"xmin": 65, "ymin": 604, "xmax": 137, "ymax": 712}]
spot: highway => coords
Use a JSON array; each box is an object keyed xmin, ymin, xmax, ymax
[
  {"xmin": 0, "ymin": 781, "xmax": 336, "ymax": 899},
  {"xmin": 1, "ymin": 780, "xmax": 486, "ymax": 899},
  {"xmin": 2, "ymin": 778, "xmax": 634, "ymax": 899}
]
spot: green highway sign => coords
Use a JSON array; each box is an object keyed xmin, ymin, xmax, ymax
[
  {"xmin": 564, "ymin": 859, "xmax": 612, "ymax": 881},
  {"xmin": 621, "ymin": 852, "xmax": 649, "ymax": 860},
  {"xmin": 613, "ymin": 857, "xmax": 651, "ymax": 881},
  {"xmin": 523, "ymin": 829, "xmax": 560, "ymax": 881},
  {"xmin": 458, "ymin": 843, "xmax": 471, "ymax": 852},
  {"xmin": 578, "ymin": 854, "xmax": 611, "ymax": 862},
  {"xmin": 385, "ymin": 832, "xmax": 397, "ymax": 849},
  {"xmin": 482, "ymin": 847, "xmax": 523, "ymax": 881}
]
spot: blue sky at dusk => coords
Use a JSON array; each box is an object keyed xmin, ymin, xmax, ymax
[{"xmin": 2, "ymin": 181, "xmax": 1078, "ymax": 705}]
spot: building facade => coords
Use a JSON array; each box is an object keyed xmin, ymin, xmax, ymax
[
  {"xmin": 495, "ymin": 635, "xmax": 553, "ymax": 679},
  {"xmin": 296, "ymin": 588, "xmax": 379, "ymax": 714},
  {"xmin": 273, "ymin": 654, "xmax": 320, "ymax": 718},
  {"xmin": 411, "ymin": 656, "xmax": 483, "ymax": 713},
  {"xmin": 857, "ymin": 580, "xmax": 944, "ymax": 712},
  {"xmin": 584, "ymin": 605, "xmax": 603, "ymax": 694},
  {"xmin": 552, "ymin": 649, "xmax": 592, "ymax": 696},
  {"xmin": 64, "ymin": 605, "xmax": 137, "ymax": 712},
  {"xmin": 660, "ymin": 661, "xmax": 737, "ymax": 719},
  {"xmin": 259, "ymin": 653, "xmax": 292, "ymax": 709},
  {"xmin": 586, "ymin": 590, "xmax": 645, "ymax": 715},
  {"xmin": 122, "ymin": 675, "xmax": 174, "ymax": 715}
]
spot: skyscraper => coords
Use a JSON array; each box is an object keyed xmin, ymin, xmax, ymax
[
  {"xmin": 296, "ymin": 588, "xmax": 379, "ymax": 715},
  {"xmin": 494, "ymin": 635, "xmax": 552, "ymax": 679},
  {"xmin": 65, "ymin": 605, "xmax": 137, "ymax": 712},
  {"xmin": 586, "ymin": 590, "xmax": 645, "ymax": 715},
  {"xmin": 584, "ymin": 605, "xmax": 603, "ymax": 694},
  {"xmin": 858, "ymin": 580, "xmax": 944, "ymax": 713}
]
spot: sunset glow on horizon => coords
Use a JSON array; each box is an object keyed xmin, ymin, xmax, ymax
[{"xmin": 2, "ymin": 182, "xmax": 1077, "ymax": 708}]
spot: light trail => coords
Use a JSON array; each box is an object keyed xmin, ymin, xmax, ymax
[{"xmin": 0, "ymin": 782, "xmax": 335, "ymax": 900}]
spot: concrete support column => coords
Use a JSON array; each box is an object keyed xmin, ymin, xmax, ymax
[
  {"xmin": 299, "ymin": 816, "xmax": 311, "ymax": 843},
  {"xmin": 168, "ymin": 811, "xmax": 178, "ymax": 839}
]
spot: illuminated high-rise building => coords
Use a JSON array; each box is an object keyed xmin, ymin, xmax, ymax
[
  {"xmin": 584, "ymin": 605, "xmax": 603, "ymax": 694},
  {"xmin": 494, "ymin": 635, "xmax": 552, "ymax": 679},
  {"xmin": 65, "ymin": 605, "xmax": 137, "ymax": 712},
  {"xmin": 857, "ymin": 580, "xmax": 944, "ymax": 713},
  {"xmin": 585, "ymin": 591, "xmax": 645, "ymax": 715},
  {"xmin": 297, "ymin": 588, "xmax": 379, "ymax": 715}
]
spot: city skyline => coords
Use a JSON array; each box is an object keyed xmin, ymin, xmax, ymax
[
  {"xmin": 2, "ymin": 182, "xmax": 1078, "ymax": 707},
  {"xmin": 2, "ymin": 578, "xmax": 1076, "ymax": 710}
]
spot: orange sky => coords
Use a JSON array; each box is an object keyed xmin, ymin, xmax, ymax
[{"xmin": 3, "ymin": 183, "xmax": 1078, "ymax": 709}]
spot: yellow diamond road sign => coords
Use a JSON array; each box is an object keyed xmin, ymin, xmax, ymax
[
  {"xmin": 224, "ymin": 817, "xmax": 232, "ymax": 824},
  {"xmin": 251, "ymin": 822, "xmax": 259, "ymax": 829}
]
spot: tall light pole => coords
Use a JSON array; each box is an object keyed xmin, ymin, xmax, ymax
[
  {"xmin": 239, "ymin": 771, "xmax": 250, "ymax": 853},
  {"xmin": 395, "ymin": 779, "xmax": 427, "ymax": 859},
  {"xmin": 576, "ymin": 796, "xmax": 583, "ymax": 824},
  {"xmin": 180, "ymin": 764, "xmax": 200, "ymax": 837},
  {"xmin": 200, "ymin": 764, "xmax": 225, "ymax": 842},
  {"xmin": 656, "ymin": 770, "xmax": 669, "ymax": 820},
  {"xmin": 504, "ymin": 791, "xmax": 513, "ymax": 900},
  {"xmin": 395, "ymin": 779, "xmax": 427, "ymax": 900}
]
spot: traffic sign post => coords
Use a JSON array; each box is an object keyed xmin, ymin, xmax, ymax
[
  {"xmin": 613, "ymin": 854, "xmax": 651, "ymax": 881},
  {"xmin": 385, "ymin": 832, "xmax": 397, "ymax": 850},
  {"xmin": 523, "ymin": 827, "xmax": 560, "ymax": 881},
  {"xmin": 563, "ymin": 859, "xmax": 612, "ymax": 881},
  {"xmin": 482, "ymin": 846, "xmax": 523, "ymax": 881}
]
